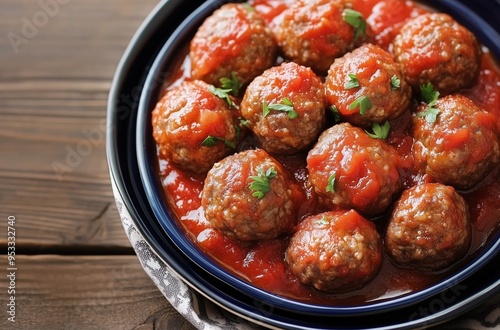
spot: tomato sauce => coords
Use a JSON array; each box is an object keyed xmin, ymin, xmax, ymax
[{"xmin": 156, "ymin": 0, "xmax": 500, "ymax": 305}]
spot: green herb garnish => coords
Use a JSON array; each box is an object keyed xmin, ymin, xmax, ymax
[
  {"xmin": 239, "ymin": 117, "xmax": 250, "ymax": 127},
  {"xmin": 343, "ymin": 8, "xmax": 367, "ymax": 41},
  {"xmin": 349, "ymin": 95, "xmax": 372, "ymax": 116},
  {"xmin": 326, "ymin": 172, "xmax": 336, "ymax": 193},
  {"xmin": 263, "ymin": 98, "xmax": 298, "ymax": 119},
  {"xmin": 420, "ymin": 82, "xmax": 440, "ymax": 104},
  {"xmin": 209, "ymin": 85, "xmax": 237, "ymax": 109},
  {"xmin": 201, "ymin": 135, "xmax": 235, "ymax": 149},
  {"xmin": 417, "ymin": 83, "xmax": 440, "ymax": 123},
  {"xmin": 345, "ymin": 73, "xmax": 360, "ymax": 89},
  {"xmin": 366, "ymin": 121, "xmax": 391, "ymax": 139},
  {"xmin": 330, "ymin": 105, "xmax": 341, "ymax": 123},
  {"xmin": 249, "ymin": 167, "xmax": 277, "ymax": 199},
  {"xmin": 219, "ymin": 72, "xmax": 242, "ymax": 97},
  {"xmin": 390, "ymin": 75, "xmax": 401, "ymax": 90},
  {"xmin": 417, "ymin": 107, "xmax": 439, "ymax": 123},
  {"xmin": 316, "ymin": 215, "xmax": 330, "ymax": 226}
]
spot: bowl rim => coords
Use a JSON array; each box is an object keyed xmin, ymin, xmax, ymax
[
  {"xmin": 136, "ymin": 0, "xmax": 500, "ymax": 316},
  {"xmin": 107, "ymin": 0, "xmax": 500, "ymax": 327}
]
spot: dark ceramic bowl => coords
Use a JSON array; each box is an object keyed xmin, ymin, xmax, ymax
[{"xmin": 108, "ymin": 0, "xmax": 500, "ymax": 328}]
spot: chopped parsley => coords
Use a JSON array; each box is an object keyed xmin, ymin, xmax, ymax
[
  {"xmin": 330, "ymin": 105, "xmax": 341, "ymax": 123},
  {"xmin": 390, "ymin": 75, "xmax": 401, "ymax": 90},
  {"xmin": 316, "ymin": 215, "xmax": 330, "ymax": 226},
  {"xmin": 201, "ymin": 135, "xmax": 235, "ymax": 149},
  {"xmin": 345, "ymin": 73, "xmax": 360, "ymax": 89},
  {"xmin": 262, "ymin": 98, "xmax": 298, "ymax": 119},
  {"xmin": 326, "ymin": 172, "xmax": 336, "ymax": 193},
  {"xmin": 420, "ymin": 82, "xmax": 440, "ymax": 104},
  {"xmin": 342, "ymin": 8, "xmax": 367, "ymax": 41},
  {"xmin": 417, "ymin": 83, "xmax": 440, "ymax": 123},
  {"xmin": 239, "ymin": 117, "xmax": 250, "ymax": 127},
  {"xmin": 349, "ymin": 95, "xmax": 372, "ymax": 116},
  {"xmin": 209, "ymin": 85, "xmax": 237, "ymax": 109},
  {"xmin": 417, "ymin": 107, "xmax": 440, "ymax": 123},
  {"xmin": 249, "ymin": 167, "xmax": 277, "ymax": 199},
  {"xmin": 219, "ymin": 72, "xmax": 242, "ymax": 97},
  {"xmin": 366, "ymin": 121, "xmax": 391, "ymax": 139}
]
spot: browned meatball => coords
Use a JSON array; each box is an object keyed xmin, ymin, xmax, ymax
[
  {"xmin": 413, "ymin": 94, "xmax": 500, "ymax": 190},
  {"xmin": 240, "ymin": 62, "xmax": 326, "ymax": 154},
  {"xmin": 151, "ymin": 80, "xmax": 237, "ymax": 173},
  {"xmin": 275, "ymin": 0, "xmax": 369, "ymax": 74},
  {"xmin": 392, "ymin": 13, "xmax": 482, "ymax": 95},
  {"xmin": 190, "ymin": 3, "xmax": 277, "ymax": 89},
  {"xmin": 286, "ymin": 210, "xmax": 382, "ymax": 293},
  {"xmin": 307, "ymin": 123, "xmax": 402, "ymax": 216},
  {"xmin": 325, "ymin": 43, "xmax": 412, "ymax": 127},
  {"xmin": 386, "ymin": 183, "xmax": 471, "ymax": 270},
  {"xmin": 202, "ymin": 149, "xmax": 296, "ymax": 241}
]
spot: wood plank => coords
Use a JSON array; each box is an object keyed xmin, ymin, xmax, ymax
[
  {"xmin": 0, "ymin": 0, "xmax": 159, "ymax": 80},
  {"xmin": 0, "ymin": 0, "xmax": 159, "ymax": 248},
  {"xmin": 0, "ymin": 255, "xmax": 196, "ymax": 330}
]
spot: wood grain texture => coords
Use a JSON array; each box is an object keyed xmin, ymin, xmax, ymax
[
  {"xmin": 0, "ymin": 255, "xmax": 196, "ymax": 330},
  {"xmin": 0, "ymin": 0, "xmax": 199, "ymax": 328},
  {"xmin": 0, "ymin": 0, "xmax": 160, "ymax": 248}
]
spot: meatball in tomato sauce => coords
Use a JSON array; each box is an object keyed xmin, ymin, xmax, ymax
[
  {"xmin": 241, "ymin": 62, "xmax": 326, "ymax": 155},
  {"xmin": 152, "ymin": 80, "xmax": 238, "ymax": 174},
  {"xmin": 307, "ymin": 123, "xmax": 402, "ymax": 216},
  {"xmin": 286, "ymin": 210, "xmax": 382, "ymax": 293},
  {"xmin": 392, "ymin": 13, "xmax": 482, "ymax": 95},
  {"xmin": 202, "ymin": 149, "xmax": 296, "ymax": 242},
  {"xmin": 275, "ymin": 0, "xmax": 369, "ymax": 74},
  {"xmin": 413, "ymin": 94, "xmax": 500, "ymax": 190},
  {"xmin": 325, "ymin": 43, "xmax": 411, "ymax": 127},
  {"xmin": 190, "ymin": 3, "xmax": 277, "ymax": 89},
  {"xmin": 386, "ymin": 183, "xmax": 471, "ymax": 270}
]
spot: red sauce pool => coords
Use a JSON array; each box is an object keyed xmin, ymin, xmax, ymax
[{"xmin": 156, "ymin": 0, "xmax": 500, "ymax": 305}]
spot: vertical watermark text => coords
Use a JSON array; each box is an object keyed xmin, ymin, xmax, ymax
[{"xmin": 6, "ymin": 216, "xmax": 16, "ymax": 323}]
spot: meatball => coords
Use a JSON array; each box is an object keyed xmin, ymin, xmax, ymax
[
  {"xmin": 151, "ymin": 80, "xmax": 237, "ymax": 173},
  {"xmin": 325, "ymin": 43, "xmax": 412, "ymax": 127},
  {"xmin": 240, "ymin": 62, "xmax": 326, "ymax": 154},
  {"xmin": 190, "ymin": 3, "xmax": 277, "ymax": 89},
  {"xmin": 307, "ymin": 123, "xmax": 401, "ymax": 216},
  {"xmin": 275, "ymin": 0, "xmax": 369, "ymax": 74},
  {"xmin": 413, "ymin": 94, "xmax": 500, "ymax": 190},
  {"xmin": 202, "ymin": 149, "xmax": 296, "ymax": 241},
  {"xmin": 392, "ymin": 13, "xmax": 482, "ymax": 95},
  {"xmin": 286, "ymin": 210, "xmax": 382, "ymax": 293},
  {"xmin": 386, "ymin": 183, "xmax": 471, "ymax": 270}
]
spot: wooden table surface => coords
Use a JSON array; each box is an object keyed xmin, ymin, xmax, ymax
[
  {"xmin": 0, "ymin": 0, "xmax": 195, "ymax": 329},
  {"xmin": 0, "ymin": 1, "xmax": 498, "ymax": 330}
]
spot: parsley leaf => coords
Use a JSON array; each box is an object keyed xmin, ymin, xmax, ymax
[
  {"xmin": 418, "ymin": 83, "xmax": 440, "ymax": 123},
  {"xmin": 201, "ymin": 135, "xmax": 235, "ymax": 149},
  {"xmin": 349, "ymin": 95, "xmax": 372, "ymax": 116},
  {"xmin": 390, "ymin": 75, "xmax": 401, "ymax": 90},
  {"xmin": 420, "ymin": 82, "xmax": 440, "ymax": 105},
  {"xmin": 219, "ymin": 72, "xmax": 242, "ymax": 97},
  {"xmin": 316, "ymin": 215, "xmax": 330, "ymax": 226},
  {"xmin": 330, "ymin": 105, "xmax": 341, "ymax": 123},
  {"xmin": 345, "ymin": 73, "xmax": 360, "ymax": 89},
  {"xmin": 417, "ymin": 107, "xmax": 439, "ymax": 123},
  {"xmin": 239, "ymin": 118, "xmax": 250, "ymax": 127},
  {"xmin": 366, "ymin": 121, "xmax": 391, "ymax": 139},
  {"xmin": 326, "ymin": 172, "xmax": 336, "ymax": 193},
  {"xmin": 262, "ymin": 98, "xmax": 299, "ymax": 119},
  {"xmin": 343, "ymin": 8, "xmax": 366, "ymax": 41},
  {"xmin": 249, "ymin": 167, "xmax": 278, "ymax": 199},
  {"xmin": 209, "ymin": 85, "xmax": 237, "ymax": 109}
]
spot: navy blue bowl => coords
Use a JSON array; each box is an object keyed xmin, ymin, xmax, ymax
[{"xmin": 108, "ymin": 0, "xmax": 500, "ymax": 328}]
